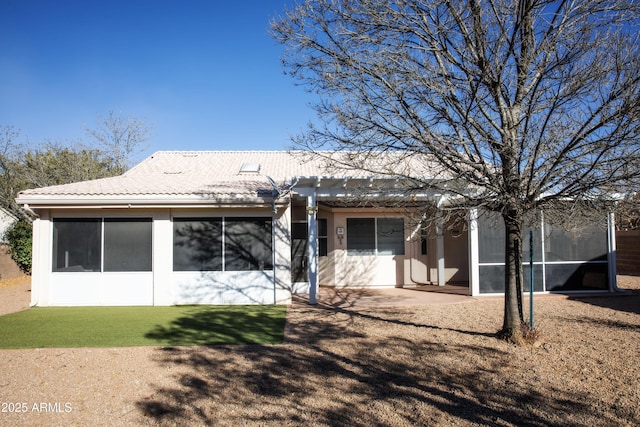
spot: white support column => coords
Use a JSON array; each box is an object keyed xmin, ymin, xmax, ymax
[
  {"xmin": 307, "ymin": 191, "xmax": 318, "ymax": 304},
  {"xmin": 30, "ymin": 210, "xmax": 51, "ymax": 307},
  {"xmin": 468, "ymin": 208, "xmax": 480, "ymax": 296},
  {"xmin": 607, "ymin": 210, "xmax": 618, "ymax": 291},
  {"xmin": 436, "ymin": 219, "xmax": 445, "ymax": 286},
  {"xmin": 153, "ymin": 210, "xmax": 173, "ymax": 305}
]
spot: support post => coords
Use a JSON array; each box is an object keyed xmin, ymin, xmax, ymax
[
  {"xmin": 607, "ymin": 211, "xmax": 618, "ymax": 291},
  {"xmin": 307, "ymin": 192, "xmax": 318, "ymax": 304},
  {"xmin": 468, "ymin": 208, "xmax": 480, "ymax": 296},
  {"xmin": 436, "ymin": 218, "xmax": 445, "ymax": 286}
]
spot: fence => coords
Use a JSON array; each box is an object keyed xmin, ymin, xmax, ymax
[{"xmin": 616, "ymin": 230, "xmax": 640, "ymax": 276}]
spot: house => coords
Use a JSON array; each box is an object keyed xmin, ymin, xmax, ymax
[
  {"xmin": 16, "ymin": 151, "xmax": 618, "ymax": 307},
  {"xmin": 0, "ymin": 207, "xmax": 18, "ymax": 242}
]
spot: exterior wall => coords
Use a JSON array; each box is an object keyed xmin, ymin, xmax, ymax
[
  {"xmin": 30, "ymin": 206, "xmax": 293, "ymax": 306},
  {"xmin": 316, "ymin": 208, "xmax": 469, "ymax": 288},
  {"xmin": 315, "ymin": 207, "xmax": 471, "ymax": 288},
  {"xmin": 442, "ymin": 225, "xmax": 469, "ymax": 284},
  {"xmin": 318, "ymin": 208, "xmax": 421, "ymax": 287},
  {"xmin": 321, "ymin": 209, "xmax": 402, "ymax": 287},
  {"xmin": 615, "ymin": 230, "xmax": 640, "ymax": 275},
  {"xmin": 274, "ymin": 204, "xmax": 293, "ymax": 303},
  {"xmin": 317, "ymin": 208, "xmax": 335, "ymax": 286},
  {"xmin": 0, "ymin": 208, "xmax": 17, "ymax": 241}
]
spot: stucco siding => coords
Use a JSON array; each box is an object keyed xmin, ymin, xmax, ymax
[{"xmin": 171, "ymin": 271, "xmax": 275, "ymax": 304}]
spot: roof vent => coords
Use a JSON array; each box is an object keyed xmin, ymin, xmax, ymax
[{"xmin": 239, "ymin": 162, "xmax": 261, "ymax": 174}]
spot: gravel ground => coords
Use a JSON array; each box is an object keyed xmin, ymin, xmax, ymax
[{"xmin": 0, "ymin": 276, "xmax": 638, "ymax": 426}]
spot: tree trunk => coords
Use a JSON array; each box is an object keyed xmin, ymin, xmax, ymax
[{"xmin": 502, "ymin": 211, "xmax": 524, "ymax": 342}]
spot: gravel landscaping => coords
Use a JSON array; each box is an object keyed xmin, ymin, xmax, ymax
[{"xmin": 0, "ymin": 276, "xmax": 638, "ymax": 426}]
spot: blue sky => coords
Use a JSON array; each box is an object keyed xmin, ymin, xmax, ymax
[{"xmin": 0, "ymin": 0, "xmax": 316, "ymax": 160}]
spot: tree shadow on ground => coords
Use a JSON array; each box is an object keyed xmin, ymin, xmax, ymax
[
  {"xmin": 134, "ymin": 303, "xmax": 629, "ymax": 426},
  {"xmin": 144, "ymin": 306, "xmax": 286, "ymax": 345}
]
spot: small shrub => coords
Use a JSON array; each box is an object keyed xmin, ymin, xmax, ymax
[{"xmin": 5, "ymin": 218, "xmax": 32, "ymax": 275}]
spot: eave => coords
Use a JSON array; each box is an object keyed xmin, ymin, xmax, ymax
[{"xmin": 16, "ymin": 194, "xmax": 287, "ymax": 211}]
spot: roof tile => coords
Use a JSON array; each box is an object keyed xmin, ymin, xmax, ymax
[{"xmin": 17, "ymin": 151, "xmax": 440, "ymax": 202}]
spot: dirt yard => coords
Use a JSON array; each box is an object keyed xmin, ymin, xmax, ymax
[{"xmin": 0, "ymin": 277, "xmax": 638, "ymax": 426}]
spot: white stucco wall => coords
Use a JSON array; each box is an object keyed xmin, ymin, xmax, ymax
[
  {"xmin": 322, "ymin": 209, "xmax": 416, "ymax": 288},
  {"xmin": 29, "ymin": 206, "xmax": 293, "ymax": 306}
]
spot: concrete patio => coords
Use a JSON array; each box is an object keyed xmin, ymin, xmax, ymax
[{"xmin": 292, "ymin": 284, "xmax": 474, "ymax": 308}]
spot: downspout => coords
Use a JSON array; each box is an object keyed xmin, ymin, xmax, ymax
[
  {"xmin": 272, "ymin": 208, "xmax": 277, "ymax": 304},
  {"xmin": 408, "ymin": 214, "xmax": 432, "ymax": 285},
  {"xmin": 266, "ymin": 176, "xmax": 292, "ymax": 304}
]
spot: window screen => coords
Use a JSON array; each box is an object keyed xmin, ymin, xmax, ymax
[
  {"xmin": 52, "ymin": 219, "xmax": 101, "ymax": 272},
  {"xmin": 377, "ymin": 218, "xmax": 405, "ymax": 255},
  {"xmin": 477, "ymin": 212, "xmax": 505, "ymax": 263},
  {"xmin": 225, "ymin": 217, "xmax": 273, "ymax": 271},
  {"xmin": 173, "ymin": 218, "xmax": 222, "ymax": 271},
  {"xmin": 318, "ymin": 218, "xmax": 328, "ymax": 257},
  {"xmin": 104, "ymin": 219, "xmax": 152, "ymax": 272},
  {"xmin": 347, "ymin": 218, "xmax": 404, "ymax": 255},
  {"xmin": 347, "ymin": 218, "xmax": 376, "ymax": 255},
  {"xmin": 544, "ymin": 224, "xmax": 607, "ymax": 262}
]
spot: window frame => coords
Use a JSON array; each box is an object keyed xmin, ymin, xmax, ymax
[
  {"xmin": 317, "ymin": 218, "xmax": 328, "ymax": 257},
  {"xmin": 52, "ymin": 218, "xmax": 102, "ymax": 272},
  {"xmin": 346, "ymin": 217, "xmax": 405, "ymax": 256},
  {"xmin": 172, "ymin": 216, "xmax": 274, "ymax": 272},
  {"xmin": 224, "ymin": 217, "xmax": 274, "ymax": 271},
  {"xmin": 172, "ymin": 217, "xmax": 223, "ymax": 272},
  {"xmin": 52, "ymin": 217, "xmax": 153, "ymax": 273}
]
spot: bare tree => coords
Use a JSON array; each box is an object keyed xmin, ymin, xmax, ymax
[
  {"xmin": 272, "ymin": 0, "xmax": 640, "ymax": 341},
  {"xmin": 85, "ymin": 110, "xmax": 151, "ymax": 172}
]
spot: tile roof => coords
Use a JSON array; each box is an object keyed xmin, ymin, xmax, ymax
[{"xmin": 17, "ymin": 150, "xmax": 441, "ymax": 205}]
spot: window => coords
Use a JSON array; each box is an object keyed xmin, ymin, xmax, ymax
[
  {"xmin": 347, "ymin": 218, "xmax": 376, "ymax": 255},
  {"xmin": 53, "ymin": 219, "xmax": 101, "ymax": 272},
  {"xmin": 318, "ymin": 218, "xmax": 328, "ymax": 257},
  {"xmin": 239, "ymin": 163, "xmax": 261, "ymax": 174},
  {"xmin": 377, "ymin": 218, "xmax": 405, "ymax": 255},
  {"xmin": 347, "ymin": 218, "xmax": 405, "ymax": 256},
  {"xmin": 53, "ymin": 218, "xmax": 152, "ymax": 272},
  {"xmin": 173, "ymin": 218, "xmax": 222, "ymax": 271},
  {"xmin": 172, "ymin": 217, "xmax": 273, "ymax": 272},
  {"xmin": 225, "ymin": 217, "xmax": 273, "ymax": 271},
  {"xmin": 104, "ymin": 219, "xmax": 152, "ymax": 271}
]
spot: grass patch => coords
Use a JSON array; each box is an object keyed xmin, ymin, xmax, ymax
[{"xmin": 0, "ymin": 305, "xmax": 287, "ymax": 349}]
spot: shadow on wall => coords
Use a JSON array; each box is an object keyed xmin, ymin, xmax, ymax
[{"xmin": 172, "ymin": 213, "xmax": 293, "ymax": 305}]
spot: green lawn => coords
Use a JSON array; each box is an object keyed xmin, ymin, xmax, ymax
[{"xmin": 0, "ymin": 305, "xmax": 287, "ymax": 349}]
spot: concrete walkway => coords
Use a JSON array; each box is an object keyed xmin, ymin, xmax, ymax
[{"xmin": 292, "ymin": 285, "xmax": 475, "ymax": 308}]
